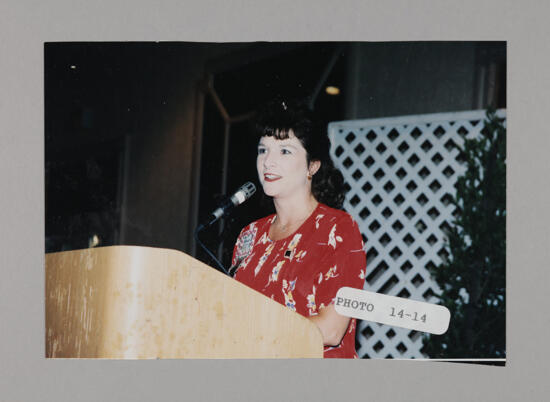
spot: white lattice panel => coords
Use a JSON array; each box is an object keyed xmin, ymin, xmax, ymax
[{"xmin": 328, "ymin": 109, "xmax": 506, "ymax": 359}]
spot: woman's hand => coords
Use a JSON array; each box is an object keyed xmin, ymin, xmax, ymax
[{"xmin": 308, "ymin": 303, "xmax": 351, "ymax": 347}]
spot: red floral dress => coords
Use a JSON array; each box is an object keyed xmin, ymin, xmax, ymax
[{"xmin": 232, "ymin": 203, "xmax": 366, "ymax": 358}]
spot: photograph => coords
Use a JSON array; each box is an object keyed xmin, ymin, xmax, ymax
[{"xmin": 44, "ymin": 41, "xmax": 506, "ymax": 362}]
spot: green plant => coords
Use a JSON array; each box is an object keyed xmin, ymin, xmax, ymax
[{"xmin": 422, "ymin": 109, "xmax": 506, "ymax": 358}]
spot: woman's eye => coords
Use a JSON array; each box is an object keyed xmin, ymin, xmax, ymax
[
  {"xmin": 258, "ymin": 148, "xmax": 266, "ymax": 154},
  {"xmin": 281, "ymin": 149, "xmax": 291, "ymax": 155}
]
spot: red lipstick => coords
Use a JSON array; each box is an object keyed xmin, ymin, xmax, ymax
[{"xmin": 264, "ymin": 173, "xmax": 281, "ymax": 182}]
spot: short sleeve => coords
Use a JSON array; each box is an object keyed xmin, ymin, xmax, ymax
[
  {"xmin": 231, "ymin": 228, "xmax": 244, "ymax": 267},
  {"xmin": 231, "ymin": 222, "xmax": 258, "ymax": 267},
  {"xmin": 316, "ymin": 214, "xmax": 366, "ymax": 309}
]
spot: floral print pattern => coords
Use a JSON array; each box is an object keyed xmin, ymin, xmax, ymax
[
  {"xmin": 254, "ymin": 243, "xmax": 275, "ymax": 276},
  {"xmin": 282, "ymin": 278, "xmax": 297, "ymax": 311},
  {"xmin": 306, "ymin": 285, "xmax": 317, "ymax": 315},
  {"xmin": 266, "ymin": 260, "xmax": 285, "ymax": 287}
]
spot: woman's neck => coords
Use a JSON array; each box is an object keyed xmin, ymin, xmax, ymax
[{"xmin": 273, "ymin": 193, "xmax": 319, "ymax": 228}]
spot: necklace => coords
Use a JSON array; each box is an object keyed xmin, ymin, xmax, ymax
[{"xmin": 273, "ymin": 202, "xmax": 318, "ymax": 233}]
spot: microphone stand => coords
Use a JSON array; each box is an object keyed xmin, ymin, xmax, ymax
[{"xmin": 194, "ymin": 222, "xmax": 230, "ymax": 276}]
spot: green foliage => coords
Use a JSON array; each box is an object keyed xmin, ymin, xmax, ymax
[{"xmin": 422, "ymin": 110, "xmax": 506, "ymax": 358}]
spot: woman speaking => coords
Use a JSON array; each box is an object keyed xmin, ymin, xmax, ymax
[{"xmin": 231, "ymin": 99, "xmax": 366, "ymax": 358}]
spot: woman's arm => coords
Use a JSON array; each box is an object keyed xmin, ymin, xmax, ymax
[
  {"xmin": 309, "ymin": 214, "xmax": 365, "ymax": 347},
  {"xmin": 308, "ymin": 304, "xmax": 351, "ymax": 347}
]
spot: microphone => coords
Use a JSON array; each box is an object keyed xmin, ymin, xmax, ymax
[{"xmin": 197, "ymin": 181, "xmax": 256, "ymax": 231}]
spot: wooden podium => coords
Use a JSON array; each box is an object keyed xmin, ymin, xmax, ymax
[{"xmin": 45, "ymin": 245, "xmax": 323, "ymax": 358}]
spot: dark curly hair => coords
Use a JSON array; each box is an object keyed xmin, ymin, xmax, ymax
[{"xmin": 251, "ymin": 98, "xmax": 345, "ymax": 209}]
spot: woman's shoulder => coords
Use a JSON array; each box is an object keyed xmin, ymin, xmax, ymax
[
  {"xmin": 316, "ymin": 203, "xmax": 358, "ymax": 226},
  {"xmin": 315, "ymin": 203, "xmax": 365, "ymax": 250}
]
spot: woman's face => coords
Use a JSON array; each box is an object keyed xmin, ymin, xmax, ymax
[{"xmin": 256, "ymin": 132, "xmax": 318, "ymax": 200}]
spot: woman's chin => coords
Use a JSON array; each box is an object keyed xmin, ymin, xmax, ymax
[
  {"xmin": 262, "ymin": 188, "xmax": 278, "ymax": 197},
  {"xmin": 260, "ymin": 182, "xmax": 277, "ymax": 196}
]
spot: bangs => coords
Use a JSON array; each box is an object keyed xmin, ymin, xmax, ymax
[{"xmin": 260, "ymin": 127, "xmax": 295, "ymax": 141}]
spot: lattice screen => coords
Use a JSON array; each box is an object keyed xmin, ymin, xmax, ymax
[{"xmin": 328, "ymin": 109, "xmax": 506, "ymax": 359}]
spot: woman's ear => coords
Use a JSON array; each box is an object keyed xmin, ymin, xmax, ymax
[{"xmin": 309, "ymin": 160, "xmax": 321, "ymax": 176}]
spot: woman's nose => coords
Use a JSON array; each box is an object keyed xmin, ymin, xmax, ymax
[{"xmin": 263, "ymin": 151, "xmax": 275, "ymax": 168}]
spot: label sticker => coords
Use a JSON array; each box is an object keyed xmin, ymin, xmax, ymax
[{"xmin": 334, "ymin": 287, "xmax": 450, "ymax": 335}]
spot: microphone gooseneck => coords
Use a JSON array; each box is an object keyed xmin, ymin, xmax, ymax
[
  {"xmin": 197, "ymin": 182, "xmax": 256, "ymax": 230},
  {"xmin": 195, "ymin": 182, "xmax": 256, "ymax": 275}
]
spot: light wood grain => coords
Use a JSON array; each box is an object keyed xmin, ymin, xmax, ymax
[{"xmin": 45, "ymin": 245, "xmax": 323, "ymax": 358}]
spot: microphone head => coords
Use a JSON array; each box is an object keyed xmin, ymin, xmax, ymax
[{"xmin": 232, "ymin": 181, "xmax": 256, "ymax": 205}]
